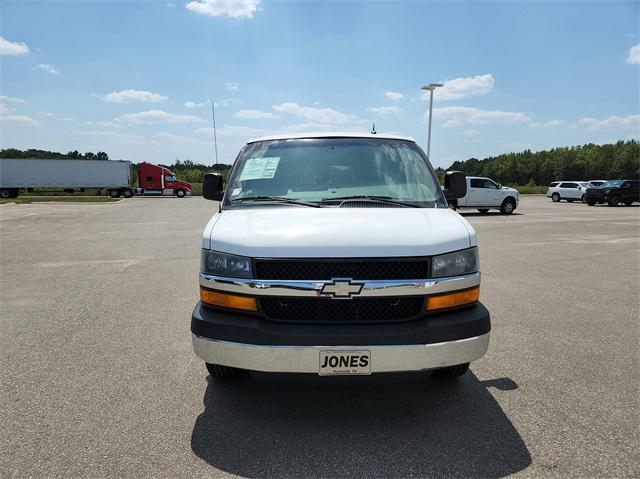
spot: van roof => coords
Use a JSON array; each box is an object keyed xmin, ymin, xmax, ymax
[{"xmin": 247, "ymin": 131, "xmax": 415, "ymax": 143}]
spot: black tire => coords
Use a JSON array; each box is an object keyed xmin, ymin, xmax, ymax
[
  {"xmin": 551, "ymin": 193, "xmax": 560, "ymax": 202},
  {"xmin": 433, "ymin": 363, "xmax": 470, "ymax": 378},
  {"xmin": 448, "ymin": 200, "xmax": 457, "ymax": 211},
  {"xmin": 477, "ymin": 209, "xmax": 489, "ymax": 214},
  {"xmin": 108, "ymin": 189, "xmax": 121, "ymax": 199},
  {"xmin": 581, "ymin": 194, "xmax": 586, "ymax": 203},
  {"xmin": 500, "ymin": 198, "xmax": 516, "ymax": 215},
  {"xmin": 122, "ymin": 189, "xmax": 133, "ymax": 198},
  {"xmin": 175, "ymin": 189, "xmax": 186, "ymax": 198},
  {"xmin": 587, "ymin": 201, "xmax": 596, "ymax": 206},
  {"xmin": 0, "ymin": 189, "xmax": 11, "ymax": 199},
  {"xmin": 608, "ymin": 195, "xmax": 620, "ymax": 207},
  {"xmin": 206, "ymin": 363, "xmax": 240, "ymax": 380},
  {"xmin": 624, "ymin": 201, "xmax": 633, "ymax": 206}
]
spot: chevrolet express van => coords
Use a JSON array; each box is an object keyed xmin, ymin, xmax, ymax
[{"xmin": 192, "ymin": 132, "xmax": 490, "ymax": 379}]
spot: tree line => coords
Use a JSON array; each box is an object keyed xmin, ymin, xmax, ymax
[
  {"xmin": 441, "ymin": 140, "xmax": 639, "ymax": 186},
  {"xmin": 1, "ymin": 148, "xmax": 110, "ymax": 161}
]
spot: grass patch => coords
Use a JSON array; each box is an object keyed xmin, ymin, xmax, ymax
[
  {"xmin": 506, "ymin": 184, "xmax": 548, "ymax": 194},
  {"xmin": 0, "ymin": 197, "xmax": 121, "ymax": 205}
]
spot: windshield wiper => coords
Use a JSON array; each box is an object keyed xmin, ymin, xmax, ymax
[
  {"xmin": 320, "ymin": 195, "xmax": 421, "ymax": 208},
  {"xmin": 231, "ymin": 195, "xmax": 322, "ymax": 208}
]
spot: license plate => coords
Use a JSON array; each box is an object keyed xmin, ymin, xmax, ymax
[{"xmin": 319, "ymin": 350, "xmax": 371, "ymax": 376}]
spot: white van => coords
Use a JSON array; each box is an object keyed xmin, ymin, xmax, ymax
[{"xmin": 191, "ymin": 132, "xmax": 490, "ymax": 380}]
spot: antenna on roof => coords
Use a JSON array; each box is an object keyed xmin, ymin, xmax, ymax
[{"xmin": 371, "ymin": 124, "xmax": 377, "ymax": 134}]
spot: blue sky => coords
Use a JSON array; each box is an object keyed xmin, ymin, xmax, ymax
[{"xmin": 1, "ymin": 0, "xmax": 638, "ymax": 168}]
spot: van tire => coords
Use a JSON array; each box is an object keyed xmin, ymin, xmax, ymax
[
  {"xmin": 433, "ymin": 363, "xmax": 470, "ymax": 378},
  {"xmin": 175, "ymin": 189, "xmax": 186, "ymax": 198},
  {"xmin": 608, "ymin": 195, "xmax": 620, "ymax": 207},
  {"xmin": 477, "ymin": 209, "xmax": 489, "ymax": 214},
  {"xmin": 500, "ymin": 198, "xmax": 516, "ymax": 215},
  {"xmin": 206, "ymin": 363, "xmax": 240, "ymax": 380},
  {"xmin": 551, "ymin": 193, "xmax": 560, "ymax": 202}
]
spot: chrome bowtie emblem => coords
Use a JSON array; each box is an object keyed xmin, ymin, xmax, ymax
[{"xmin": 320, "ymin": 279, "xmax": 363, "ymax": 299}]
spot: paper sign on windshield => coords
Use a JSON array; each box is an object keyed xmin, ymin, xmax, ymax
[{"xmin": 238, "ymin": 157, "xmax": 280, "ymax": 181}]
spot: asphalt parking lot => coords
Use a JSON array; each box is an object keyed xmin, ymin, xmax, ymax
[{"xmin": 1, "ymin": 195, "xmax": 638, "ymax": 478}]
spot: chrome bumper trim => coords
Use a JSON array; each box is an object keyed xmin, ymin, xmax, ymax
[
  {"xmin": 199, "ymin": 272, "xmax": 480, "ymax": 297},
  {"xmin": 192, "ymin": 332, "xmax": 490, "ymax": 373}
]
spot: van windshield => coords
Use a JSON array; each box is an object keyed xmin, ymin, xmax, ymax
[{"xmin": 225, "ymin": 138, "xmax": 446, "ymax": 207}]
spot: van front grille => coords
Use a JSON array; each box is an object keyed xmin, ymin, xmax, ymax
[
  {"xmin": 260, "ymin": 296, "xmax": 424, "ymax": 323},
  {"xmin": 254, "ymin": 258, "xmax": 431, "ymax": 280}
]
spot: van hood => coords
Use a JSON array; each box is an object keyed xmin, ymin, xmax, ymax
[{"xmin": 204, "ymin": 207, "xmax": 475, "ymax": 258}]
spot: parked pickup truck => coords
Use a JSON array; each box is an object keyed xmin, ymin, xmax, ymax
[
  {"xmin": 451, "ymin": 176, "xmax": 519, "ymax": 214},
  {"xmin": 191, "ymin": 132, "xmax": 490, "ymax": 381},
  {"xmin": 584, "ymin": 179, "xmax": 640, "ymax": 206}
]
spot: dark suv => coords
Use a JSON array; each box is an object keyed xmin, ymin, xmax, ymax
[{"xmin": 585, "ymin": 180, "xmax": 640, "ymax": 206}]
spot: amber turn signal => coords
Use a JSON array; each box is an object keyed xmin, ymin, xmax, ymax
[
  {"xmin": 200, "ymin": 287, "xmax": 257, "ymax": 311},
  {"xmin": 426, "ymin": 285, "xmax": 480, "ymax": 311}
]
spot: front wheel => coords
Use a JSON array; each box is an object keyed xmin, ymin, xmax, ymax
[
  {"xmin": 477, "ymin": 209, "xmax": 489, "ymax": 214},
  {"xmin": 551, "ymin": 193, "xmax": 560, "ymax": 202},
  {"xmin": 206, "ymin": 363, "xmax": 240, "ymax": 380},
  {"xmin": 624, "ymin": 201, "xmax": 633, "ymax": 206},
  {"xmin": 581, "ymin": 195, "xmax": 586, "ymax": 203},
  {"xmin": 433, "ymin": 363, "xmax": 470, "ymax": 378},
  {"xmin": 608, "ymin": 195, "xmax": 620, "ymax": 207},
  {"xmin": 175, "ymin": 189, "xmax": 186, "ymax": 198},
  {"xmin": 587, "ymin": 201, "xmax": 596, "ymax": 206},
  {"xmin": 500, "ymin": 198, "xmax": 516, "ymax": 215}
]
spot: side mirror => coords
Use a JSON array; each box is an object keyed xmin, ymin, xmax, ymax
[
  {"xmin": 443, "ymin": 170, "xmax": 467, "ymax": 200},
  {"xmin": 496, "ymin": 183, "xmax": 502, "ymax": 189},
  {"xmin": 203, "ymin": 173, "xmax": 224, "ymax": 201}
]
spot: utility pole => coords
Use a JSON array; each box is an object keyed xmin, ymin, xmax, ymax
[
  {"xmin": 421, "ymin": 83, "xmax": 443, "ymax": 159},
  {"xmin": 211, "ymin": 100, "xmax": 219, "ymax": 166}
]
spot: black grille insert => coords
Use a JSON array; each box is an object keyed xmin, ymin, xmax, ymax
[
  {"xmin": 260, "ymin": 296, "xmax": 425, "ymax": 323},
  {"xmin": 254, "ymin": 258, "xmax": 430, "ymax": 280}
]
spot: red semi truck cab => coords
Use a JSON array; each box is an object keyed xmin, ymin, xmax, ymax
[{"xmin": 139, "ymin": 162, "xmax": 192, "ymax": 197}]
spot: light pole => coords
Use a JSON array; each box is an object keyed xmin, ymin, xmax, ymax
[{"xmin": 421, "ymin": 83, "xmax": 443, "ymax": 159}]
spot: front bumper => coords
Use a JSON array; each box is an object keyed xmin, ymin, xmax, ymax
[{"xmin": 191, "ymin": 301, "xmax": 491, "ymax": 373}]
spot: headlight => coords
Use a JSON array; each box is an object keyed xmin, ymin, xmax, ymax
[
  {"xmin": 201, "ymin": 250, "xmax": 252, "ymax": 278},
  {"xmin": 432, "ymin": 247, "xmax": 479, "ymax": 278}
]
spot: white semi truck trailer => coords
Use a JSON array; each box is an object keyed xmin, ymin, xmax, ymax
[{"xmin": 0, "ymin": 158, "xmax": 133, "ymax": 199}]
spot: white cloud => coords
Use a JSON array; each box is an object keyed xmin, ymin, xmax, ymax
[
  {"xmin": 278, "ymin": 123, "xmax": 367, "ymax": 134},
  {"xmin": 36, "ymin": 64, "xmax": 60, "ymax": 75},
  {"xmin": 384, "ymin": 91, "xmax": 404, "ymax": 101},
  {"xmin": 225, "ymin": 82, "xmax": 239, "ymax": 91},
  {"xmin": 0, "ymin": 37, "xmax": 29, "ymax": 56},
  {"xmin": 273, "ymin": 102, "xmax": 360, "ymax": 124},
  {"xmin": 462, "ymin": 129, "xmax": 480, "ymax": 136},
  {"xmin": 529, "ymin": 120, "xmax": 566, "ymax": 129},
  {"xmin": 626, "ymin": 44, "xmax": 640, "ymax": 64},
  {"xmin": 423, "ymin": 74, "xmax": 494, "ymax": 101},
  {"xmin": 234, "ymin": 109, "xmax": 278, "ymax": 119},
  {"xmin": 95, "ymin": 121, "xmax": 119, "ymax": 128},
  {"xmin": 215, "ymin": 97, "xmax": 238, "ymax": 107},
  {"xmin": 116, "ymin": 110, "xmax": 203, "ymax": 124},
  {"xmin": 196, "ymin": 125, "xmax": 267, "ymax": 137},
  {"xmin": 433, "ymin": 106, "xmax": 530, "ymax": 127},
  {"xmin": 62, "ymin": 117, "xmax": 74, "ymax": 122},
  {"xmin": 499, "ymin": 142, "xmax": 531, "ymax": 152},
  {"xmin": 185, "ymin": 101, "xmax": 205, "ymax": 108},
  {"xmin": 578, "ymin": 114, "xmax": 640, "ymax": 132},
  {"xmin": 0, "ymin": 95, "xmax": 26, "ymax": 104},
  {"xmin": 186, "ymin": 0, "xmax": 261, "ymax": 18},
  {"xmin": 103, "ymin": 89, "xmax": 167, "ymax": 104},
  {"xmin": 367, "ymin": 106, "xmax": 402, "ymax": 114},
  {"xmin": 0, "ymin": 114, "xmax": 38, "ymax": 126}
]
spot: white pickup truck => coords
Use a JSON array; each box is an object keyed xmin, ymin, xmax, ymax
[
  {"xmin": 451, "ymin": 176, "xmax": 519, "ymax": 214},
  {"xmin": 191, "ymin": 132, "xmax": 490, "ymax": 381}
]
